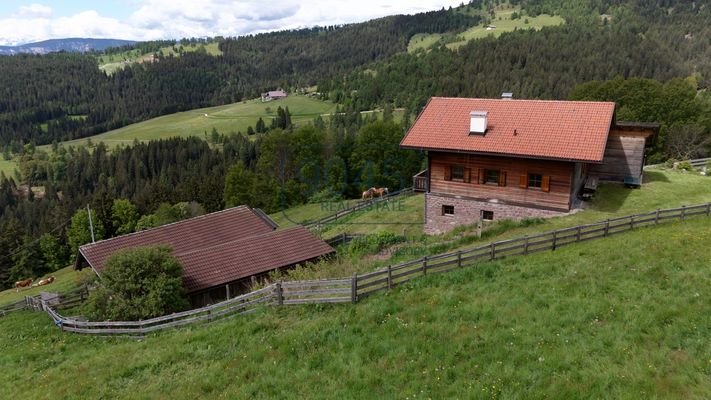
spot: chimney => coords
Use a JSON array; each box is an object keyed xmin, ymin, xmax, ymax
[
  {"xmin": 469, "ymin": 111, "xmax": 488, "ymax": 135},
  {"xmin": 501, "ymin": 92, "xmax": 513, "ymax": 100}
]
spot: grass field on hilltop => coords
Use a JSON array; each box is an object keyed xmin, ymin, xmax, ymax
[
  {"xmin": 99, "ymin": 42, "xmax": 222, "ymax": 74},
  {"xmin": 44, "ymin": 96, "xmax": 337, "ymax": 150},
  {"xmin": 408, "ymin": 6, "xmax": 564, "ymax": 53},
  {"xmin": 1, "ymin": 218, "xmax": 710, "ymax": 399}
]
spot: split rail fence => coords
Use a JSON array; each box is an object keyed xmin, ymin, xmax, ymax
[
  {"xmin": 306, "ymin": 187, "xmax": 413, "ymax": 229},
  {"xmin": 19, "ymin": 202, "xmax": 711, "ymax": 336}
]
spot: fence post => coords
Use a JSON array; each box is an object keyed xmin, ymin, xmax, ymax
[
  {"xmin": 387, "ymin": 265, "xmax": 392, "ymax": 289},
  {"xmin": 457, "ymin": 251, "xmax": 462, "ymax": 268},
  {"xmin": 524, "ymin": 236, "xmax": 529, "ymax": 255},
  {"xmin": 576, "ymin": 226, "xmax": 581, "ymax": 242},
  {"xmin": 423, "ymin": 256, "xmax": 428, "ymax": 275},
  {"xmin": 630, "ymin": 216, "xmax": 635, "ymax": 230},
  {"xmin": 490, "ymin": 242, "xmax": 496, "ymax": 260},
  {"xmin": 552, "ymin": 231, "xmax": 557, "ymax": 251},
  {"xmin": 225, "ymin": 284, "xmax": 231, "ymax": 300},
  {"xmin": 707, "ymin": 203, "xmax": 710, "ymax": 216},
  {"xmin": 654, "ymin": 209, "xmax": 660, "ymax": 224},
  {"xmin": 351, "ymin": 273, "xmax": 358, "ymax": 303},
  {"xmin": 681, "ymin": 205, "xmax": 686, "ymax": 220},
  {"xmin": 276, "ymin": 281, "xmax": 283, "ymax": 306}
]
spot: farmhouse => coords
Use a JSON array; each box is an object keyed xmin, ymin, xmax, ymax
[
  {"xmin": 401, "ymin": 97, "xmax": 657, "ymax": 234},
  {"xmin": 261, "ymin": 89, "xmax": 288, "ymax": 102},
  {"xmin": 75, "ymin": 206, "xmax": 334, "ymax": 306}
]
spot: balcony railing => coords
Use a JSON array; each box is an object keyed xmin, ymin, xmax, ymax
[{"xmin": 413, "ymin": 169, "xmax": 428, "ymax": 192}]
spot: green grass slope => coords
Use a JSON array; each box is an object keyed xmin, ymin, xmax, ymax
[
  {"xmin": 0, "ymin": 158, "xmax": 17, "ymax": 178},
  {"xmin": 1, "ymin": 217, "xmax": 710, "ymax": 399},
  {"xmin": 408, "ymin": 6, "xmax": 564, "ymax": 52},
  {"xmin": 45, "ymin": 96, "xmax": 337, "ymax": 149},
  {"xmin": 99, "ymin": 42, "xmax": 222, "ymax": 75}
]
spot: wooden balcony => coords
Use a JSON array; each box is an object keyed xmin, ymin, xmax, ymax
[{"xmin": 413, "ymin": 169, "xmax": 428, "ymax": 192}]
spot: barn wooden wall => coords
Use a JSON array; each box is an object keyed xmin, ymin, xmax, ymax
[
  {"xmin": 429, "ymin": 152, "xmax": 574, "ymax": 211},
  {"xmin": 590, "ymin": 129, "xmax": 646, "ymax": 181}
]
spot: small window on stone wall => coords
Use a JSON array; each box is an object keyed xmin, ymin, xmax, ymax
[
  {"xmin": 482, "ymin": 210, "xmax": 494, "ymax": 221},
  {"xmin": 442, "ymin": 205, "xmax": 454, "ymax": 216}
]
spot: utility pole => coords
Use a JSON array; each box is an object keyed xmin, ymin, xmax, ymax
[{"xmin": 87, "ymin": 204, "xmax": 96, "ymax": 243}]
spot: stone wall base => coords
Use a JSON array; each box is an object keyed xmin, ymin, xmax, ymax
[{"xmin": 425, "ymin": 193, "xmax": 566, "ymax": 235}]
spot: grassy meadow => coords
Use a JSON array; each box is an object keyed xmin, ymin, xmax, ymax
[
  {"xmin": 0, "ymin": 158, "xmax": 17, "ymax": 178},
  {"xmin": 0, "ymin": 267, "xmax": 94, "ymax": 307},
  {"xmin": 43, "ymin": 96, "xmax": 337, "ymax": 150},
  {"xmin": 408, "ymin": 6, "xmax": 564, "ymax": 53},
  {"xmin": 1, "ymin": 217, "xmax": 710, "ymax": 399},
  {"xmin": 99, "ymin": 42, "xmax": 222, "ymax": 75}
]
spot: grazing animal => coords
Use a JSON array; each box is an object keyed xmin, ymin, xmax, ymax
[
  {"xmin": 372, "ymin": 187, "xmax": 389, "ymax": 198},
  {"xmin": 15, "ymin": 278, "xmax": 33, "ymax": 292},
  {"xmin": 361, "ymin": 187, "xmax": 375, "ymax": 200},
  {"xmin": 36, "ymin": 276, "xmax": 56, "ymax": 287}
]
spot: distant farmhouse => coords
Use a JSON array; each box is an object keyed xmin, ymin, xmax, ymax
[
  {"xmin": 261, "ymin": 89, "xmax": 288, "ymax": 102},
  {"xmin": 402, "ymin": 96, "xmax": 657, "ymax": 234},
  {"xmin": 76, "ymin": 206, "xmax": 334, "ymax": 305}
]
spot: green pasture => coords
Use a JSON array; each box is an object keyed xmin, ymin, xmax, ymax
[
  {"xmin": 408, "ymin": 6, "xmax": 565, "ymax": 53},
  {"xmin": 99, "ymin": 42, "xmax": 222, "ymax": 74},
  {"xmin": 447, "ymin": 13, "xmax": 564, "ymax": 49},
  {"xmin": 43, "ymin": 96, "xmax": 337, "ymax": 150},
  {"xmin": 1, "ymin": 217, "xmax": 710, "ymax": 398},
  {"xmin": 0, "ymin": 267, "xmax": 94, "ymax": 306},
  {"xmin": 0, "ymin": 158, "xmax": 17, "ymax": 178}
]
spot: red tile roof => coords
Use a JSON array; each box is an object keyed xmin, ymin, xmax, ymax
[
  {"xmin": 77, "ymin": 206, "xmax": 333, "ymax": 293},
  {"xmin": 401, "ymin": 97, "xmax": 616, "ymax": 162}
]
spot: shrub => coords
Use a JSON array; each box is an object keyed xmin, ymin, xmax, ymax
[
  {"xmin": 677, "ymin": 160, "xmax": 693, "ymax": 171},
  {"xmin": 345, "ymin": 232, "xmax": 404, "ymax": 257},
  {"xmin": 82, "ymin": 246, "xmax": 189, "ymax": 321}
]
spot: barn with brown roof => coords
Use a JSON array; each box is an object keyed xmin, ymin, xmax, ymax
[
  {"xmin": 401, "ymin": 96, "xmax": 657, "ymax": 234},
  {"xmin": 76, "ymin": 206, "xmax": 334, "ymax": 305}
]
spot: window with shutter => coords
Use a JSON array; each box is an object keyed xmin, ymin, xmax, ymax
[
  {"xmin": 464, "ymin": 168, "xmax": 471, "ymax": 183},
  {"xmin": 528, "ymin": 173, "xmax": 543, "ymax": 188},
  {"xmin": 498, "ymin": 171, "xmax": 507, "ymax": 187},
  {"xmin": 541, "ymin": 176, "xmax": 551, "ymax": 192},
  {"xmin": 477, "ymin": 168, "xmax": 485, "ymax": 184},
  {"xmin": 519, "ymin": 174, "xmax": 528, "ymax": 188},
  {"xmin": 451, "ymin": 165, "xmax": 465, "ymax": 181},
  {"xmin": 485, "ymin": 169, "xmax": 499, "ymax": 184},
  {"xmin": 444, "ymin": 165, "xmax": 451, "ymax": 181}
]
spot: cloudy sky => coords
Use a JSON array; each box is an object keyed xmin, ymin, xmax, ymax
[{"xmin": 0, "ymin": 1, "xmax": 465, "ymax": 46}]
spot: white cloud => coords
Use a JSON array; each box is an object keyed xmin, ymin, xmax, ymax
[
  {"xmin": 16, "ymin": 3, "xmax": 53, "ymax": 18},
  {"xmin": 0, "ymin": 0, "xmax": 465, "ymax": 45}
]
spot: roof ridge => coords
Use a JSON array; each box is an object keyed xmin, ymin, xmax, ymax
[
  {"xmin": 430, "ymin": 96, "xmax": 615, "ymax": 105},
  {"xmin": 78, "ymin": 205, "xmax": 255, "ymax": 250}
]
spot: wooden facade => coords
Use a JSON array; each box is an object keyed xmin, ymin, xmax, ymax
[
  {"xmin": 590, "ymin": 127, "xmax": 651, "ymax": 182},
  {"xmin": 428, "ymin": 151, "xmax": 578, "ymax": 211}
]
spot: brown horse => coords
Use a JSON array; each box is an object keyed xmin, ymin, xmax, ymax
[
  {"xmin": 35, "ymin": 276, "xmax": 56, "ymax": 287},
  {"xmin": 372, "ymin": 187, "xmax": 389, "ymax": 198},
  {"xmin": 15, "ymin": 278, "xmax": 33, "ymax": 292},
  {"xmin": 361, "ymin": 187, "xmax": 375, "ymax": 200}
]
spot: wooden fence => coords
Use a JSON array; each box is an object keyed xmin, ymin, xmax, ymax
[
  {"xmin": 324, "ymin": 233, "xmax": 364, "ymax": 247},
  {"xmin": 24, "ymin": 202, "xmax": 711, "ymax": 336},
  {"xmin": 0, "ymin": 299, "xmax": 27, "ymax": 317},
  {"xmin": 306, "ymin": 187, "xmax": 414, "ymax": 229}
]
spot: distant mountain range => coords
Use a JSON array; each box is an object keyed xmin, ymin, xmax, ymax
[{"xmin": 0, "ymin": 38, "xmax": 136, "ymax": 55}]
